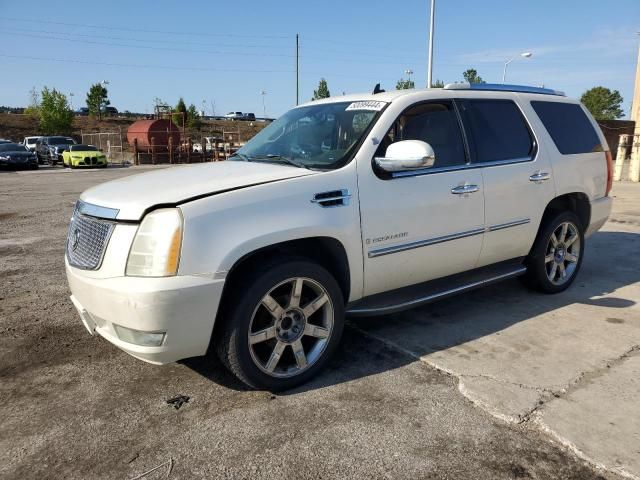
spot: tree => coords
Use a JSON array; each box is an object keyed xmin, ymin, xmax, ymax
[
  {"xmin": 175, "ymin": 97, "xmax": 187, "ymax": 114},
  {"xmin": 24, "ymin": 86, "xmax": 40, "ymax": 116},
  {"xmin": 173, "ymin": 97, "xmax": 188, "ymax": 127},
  {"xmin": 312, "ymin": 78, "xmax": 330, "ymax": 100},
  {"xmin": 580, "ymin": 86, "xmax": 624, "ymax": 120},
  {"xmin": 86, "ymin": 83, "xmax": 110, "ymax": 119},
  {"xmin": 432, "ymin": 79, "xmax": 445, "ymax": 88},
  {"xmin": 463, "ymin": 69, "xmax": 484, "ymax": 84},
  {"xmin": 187, "ymin": 103, "xmax": 202, "ymax": 130},
  {"xmin": 39, "ymin": 87, "xmax": 73, "ymax": 135},
  {"xmin": 396, "ymin": 78, "xmax": 415, "ymax": 90}
]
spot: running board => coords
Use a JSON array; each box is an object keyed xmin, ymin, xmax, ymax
[{"xmin": 346, "ymin": 259, "xmax": 527, "ymax": 317}]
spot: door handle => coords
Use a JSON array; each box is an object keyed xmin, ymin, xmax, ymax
[
  {"xmin": 451, "ymin": 184, "xmax": 479, "ymax": 195},
  {"xmin": 529, "ymin": 171, "xmax": 550, "ymax": 183}
]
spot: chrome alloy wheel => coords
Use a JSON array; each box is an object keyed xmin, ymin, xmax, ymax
[
  {"xmin": 248, "ymin": 277, "xmax": 334, "ymax": 378},
  {"xmin": 545, "ymin": 221, "xmax": 581, "ymax": 285}
]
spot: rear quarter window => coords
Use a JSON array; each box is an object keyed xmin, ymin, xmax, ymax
[{"xmin": 530, "ymin": 101, "xmax": 602, "ymax": 154}]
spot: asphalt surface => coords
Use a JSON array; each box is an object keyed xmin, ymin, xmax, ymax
[{"xmin": 0, "ymin": 165, "xmax": 630, "ymax": 480}]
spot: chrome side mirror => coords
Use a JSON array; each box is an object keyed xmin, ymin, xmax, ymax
[{"xmin": 374, "ymin": 140, "xmax": 436, "ymax": 172}]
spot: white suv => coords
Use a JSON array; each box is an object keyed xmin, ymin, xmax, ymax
[{"xmin": 66, "ymin": 84, "xmax": 613, "ymax": 390}]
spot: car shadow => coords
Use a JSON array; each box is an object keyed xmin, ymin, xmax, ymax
[{"xmin": 186, "ymin": 230, "xmax": 640, "ymax": 393}]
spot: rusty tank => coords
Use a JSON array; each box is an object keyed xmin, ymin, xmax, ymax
[{"xmin": 127, "ymin": 119, "xmax": 181, "ymax": 152}]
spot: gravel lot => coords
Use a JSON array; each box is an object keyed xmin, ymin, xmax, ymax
[{"xmin": 1, "ymin": 166, "xmax": 635, "ymax": 479}]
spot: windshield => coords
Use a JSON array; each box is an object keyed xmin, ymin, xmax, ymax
[
  {"xmin": 233, "ymin": 101, "xmax": 384, "ymax": 170},
  {"xmin": 49, "ymin": 137, "xmax": 75, "ymax": 145},
  {"xmin": 70, "ymin": 145, "xmax": 98, "ymax": 151},
  {"xmin": 0, "ymin": 143, "xmax": 29, "ymax": 152}
]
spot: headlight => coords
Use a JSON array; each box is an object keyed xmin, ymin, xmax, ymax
[
  {"xmin": 72, "ymin": 155, "xmax": 82, "ymax": 159},
  {"xmin": 0, "ymin": 155, "xmax": 9, "ymax": 160},
  {"xmin": 126, "ymin": 209, "xmax": 183, "ymax": 277}
]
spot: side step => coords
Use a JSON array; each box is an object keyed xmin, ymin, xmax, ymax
[{"xmin": 346, "ymin": 259, "xmax": 527, "ymax": 317}]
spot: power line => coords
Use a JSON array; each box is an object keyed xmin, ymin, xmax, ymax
[
  {"xmin": 0, "ymin": 16, "xmax": 290, "ymax": 39},
  {"xmin": 0, "ymin": 53, "xmax": 294, "ymax": 74}
]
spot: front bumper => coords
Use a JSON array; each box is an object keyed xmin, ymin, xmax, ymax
[
  {"xmin": 585, "ymin": 196, "xmax": 613, "ymax": 237},
  {"xmin": 66, "ymin": 260, "xmax": 225, "ymax": 364},
  {"xmin": 0, "ymin": 157, "xmax": 38, "ymax": 168}
]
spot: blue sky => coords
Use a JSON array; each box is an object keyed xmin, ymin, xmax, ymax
[{"xmin": 0, "ymin": 0, "xmax": 638, "ymax": 117}]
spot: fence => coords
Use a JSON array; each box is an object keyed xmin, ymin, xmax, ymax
[{"xmin": 81, "ymin": 130, "xmax": 126, "ymax": 164}]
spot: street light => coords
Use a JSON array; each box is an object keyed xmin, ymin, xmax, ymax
[
  {"xmin": 404, "ymin": 69, "xmax": 414, "ymax": 84},
  {"xmin": 69, "ymin": 92, "xmax": 74, "ymax": 110},
  {"xmin": 427, "ymin": 0, "xmax": 435, "ymax": 88},
  {"xmin": 261, "ymin": 90, "xmax": 267, "ymax": 119},
  {"xmin": 502, "ymin": 52, "xmax": 532, "ymax": 84}
]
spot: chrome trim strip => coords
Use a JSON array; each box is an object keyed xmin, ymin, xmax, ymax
[
  {"xmin": 368, "ymin": 227, "xmax": 484, "ymax": 258},
  {"xmin": 390, "ymin": 156, "xmax": 534, "ymax": 179},
  {"xmin": 487, "ymin": 218, "xmax": 530, "ymax": 232},
  {"xmin": 76, "ymin": 200, "xmax": 119, "ymax": 220},
  {"xmin": 347, "ymin": 267, "xmax": 527, "ymax": 315}
]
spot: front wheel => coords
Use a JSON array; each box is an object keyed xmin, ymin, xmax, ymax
[
  {"xmin": 216, "ymin": 258, "xmax": 344, "ymax": 391},
  {"xmin": 524, "ymin": 211, "xmax": 584, "ymax": 293}
]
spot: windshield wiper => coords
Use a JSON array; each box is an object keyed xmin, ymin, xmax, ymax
[
  {"xmin": 247, "ymin": 154, "xmax": 310, "ymax": 170},
  {"xmin": 229, "ymin": 152, "xmax": 251, "ymax": 162}
]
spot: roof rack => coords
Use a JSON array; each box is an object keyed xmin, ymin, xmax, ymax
[{"xmin": 443, "ymin": 82, "xmax": 565, "ymax": 97}]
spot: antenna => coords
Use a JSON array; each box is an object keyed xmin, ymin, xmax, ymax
[{"xmin": 372, "ymin": 83, "xmax": 385, "ymax": 94}]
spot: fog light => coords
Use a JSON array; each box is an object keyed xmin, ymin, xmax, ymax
[{"xmin": 113, "ymin": 324, "xmax": 166, "ymax": 347}]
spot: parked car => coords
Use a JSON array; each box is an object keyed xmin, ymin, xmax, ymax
[
  {"xmin": 22, "ymin": 136, "xmax": 42, "ymax": 152},
  {"xmin": 192, "ymin": 136, "xmax": 223, "ymax": 153},
  {"xmin": 35, "ymin": 136, "xmax": 76, "ymax": 164},
  {"xmin": 0, "ymin": 138, "xmax": 12, "ymax": 144},
  {"xmin": 0, "ymin": 142, "xmax": 38, "ymax": 169},
  {"xmin": 244, "ymin": 112, "xmax": 256, "ymax": 121},
  {"xmin": 102, "ymin": 106, "xmax": 119, "ymax": 116},
  {"xmin": 62, "ymin": 144, "xmax": 107, "ymax": 168},
  {"xmin": 65, "ymin": 83, "xmax": 612, "ymax": 391},
  {"xmin": 224, "ymin": 111, "xmax": 244, "ymax": 121}
]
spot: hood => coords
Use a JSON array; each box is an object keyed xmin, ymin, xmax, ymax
[{"xmin": 81, "ymin": 161, "xmax": 317, "ymax": 220}]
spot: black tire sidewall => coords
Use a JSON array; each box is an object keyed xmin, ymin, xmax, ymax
[
  {"xmin": 528, "ymin": 211, "xmax": 584, "ymax": 293},
  {"xmin": 220, "ymin": 259, "xmax": 345, "ymax": 391}
]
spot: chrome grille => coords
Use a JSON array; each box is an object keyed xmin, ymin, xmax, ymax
[{"xmin": 66, "ymin": 204, "xmax": 116, "ymax": 270}]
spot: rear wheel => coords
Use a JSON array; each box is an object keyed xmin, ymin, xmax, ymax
[
  {"xmin": 524, "ymin": 211, "xmax": 584, "ymax": 293},
  {"xmin": 216, "ymin": 258, "xmax": 344, "ymax": 391}
]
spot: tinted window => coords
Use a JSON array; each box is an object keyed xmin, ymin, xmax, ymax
[
  {"xmin": 377, "ymin": 100, "xmax": 467, "ymax": 168},
  {"xmin": 0, "ymin": 143, "xmax": 28, "ymax": 152},
  {"xmin": 70, "ymin": 145, "xmax": 98, "ymax": 151},
  {"xmin": 459, "ymin": 99, "xmax": 534, "ymax": 163},
  {"xmin": 531, "ymin": 101, "xmax": 602, "ymax": 155}
]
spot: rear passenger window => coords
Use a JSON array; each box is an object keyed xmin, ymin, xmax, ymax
[
  {"xmin": 458, "ymin": 99, "xmax": 534, "ymax": 163},
  {"xmin": 531, "ymin": 101, "xmax": 602, "ymax": 154}
]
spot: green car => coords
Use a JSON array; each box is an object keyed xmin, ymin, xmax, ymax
[{"xmin": 62, "ymin": 144, "xmax": 108, "ymax": 168}]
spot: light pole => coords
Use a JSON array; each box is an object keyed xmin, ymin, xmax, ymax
[
  {"xmin": 261, "ymin": 90, "xmax": 267, "ymax": 119},
  {"xmin": 502, "ymin": 52, "xmax": 532, "ymax": 84},
  {"xmin": 69, "ymin": 92, "xmax": 74, "ymax": 110},
  {"xmin": 427, "ymin": 0, "xmax": 435, "ymax": 88},
  {"xmin": 404, "ymin": 69, "xmax": 414, "ymax": 86}
]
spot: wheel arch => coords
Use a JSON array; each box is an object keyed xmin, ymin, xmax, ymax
[{"xmin": 530, "ymin": 192, "xmax": 590, "ymax": 254}]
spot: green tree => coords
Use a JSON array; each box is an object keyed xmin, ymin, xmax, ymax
[
  {"xmin": 24, "ymin": 86, "xmax": 40, "ymax": 116},
  {"xmin": 86, "ymin": 83, "xmax": 110, "ymax": 119},
  {"xmin": 396, "ymin": 78, "xmax": 415, "ymax": 90},
  {"xmin": 463, "ymin": 69, "xmax": 484, "ymax": 84},
  {"xmin": 39, "ymin": 87, "xmax": 73, "ymax": 135},
  {"xmin": 312, "ymin": 78, "xmax": 330, "ymax": 100},
  {"xmin": 580, "ymin": 86, "xmax": 624, "ymax": 120},
  {"xmin": 175, "ymin": 97, "xmax": 187, "ymax": 114},
  {"xmin": 432, "ymin": 79, "xmax": 445, "ymax": 88},
  {"xmin": 187, "ymin": 103, "xmax": 202, "ymax": 130}
]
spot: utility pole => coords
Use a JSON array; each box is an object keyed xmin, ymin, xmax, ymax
[
  {"xmin": 427, "ymin": 0, "xmax": 435, "ymax": 88},
  {"xmin": 296, "ymin": 33, "xmax": 300, "ymax": 105}
]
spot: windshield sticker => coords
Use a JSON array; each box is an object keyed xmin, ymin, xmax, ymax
[{"xmin": 345, "ymin": 101, "xmax": 387, "ymax": 112}]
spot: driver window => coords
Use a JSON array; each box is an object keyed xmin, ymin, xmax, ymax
[{"xmin": 377, "ymin": 100, "xmax": 467, "ymax": 168}]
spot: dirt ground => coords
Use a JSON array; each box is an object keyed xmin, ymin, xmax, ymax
[{"xmin": 0, "ymin": 166, "xmax": 635, "ymax": 479}]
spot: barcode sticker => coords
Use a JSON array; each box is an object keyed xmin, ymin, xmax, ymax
[{"xmin": 345, "ymin": 101, "xmax": 387, "ymax": 111}]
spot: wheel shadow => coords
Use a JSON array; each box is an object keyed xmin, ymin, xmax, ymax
[{"xmin": 186, "ymin": 231, "xmax": 640, "ymax": 393}]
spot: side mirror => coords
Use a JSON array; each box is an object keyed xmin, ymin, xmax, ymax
[{"xmin": 374, "ymin": 140, "xmax": 436, "ymax": 172}]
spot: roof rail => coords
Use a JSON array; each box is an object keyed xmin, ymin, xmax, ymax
[{"xmin": 443, "ymin": 82, "xmax": 565, "ymax": 96}]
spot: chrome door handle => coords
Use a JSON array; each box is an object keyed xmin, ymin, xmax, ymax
[
  {"xmin": 451, "ymin": 184, "xmax": 479, "ymax": 195},
  {"xmin": 529, "ymin": 171, "xmax": 550, "ymax": 183}
]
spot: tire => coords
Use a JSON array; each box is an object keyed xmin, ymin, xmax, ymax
[
  {"xmin": 216, "ymin": 257, "xmax": 345, "ymax": 391},
  {"xmin": 523, "ymin": 211, "xmax": 584, "ymax": 293}
]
